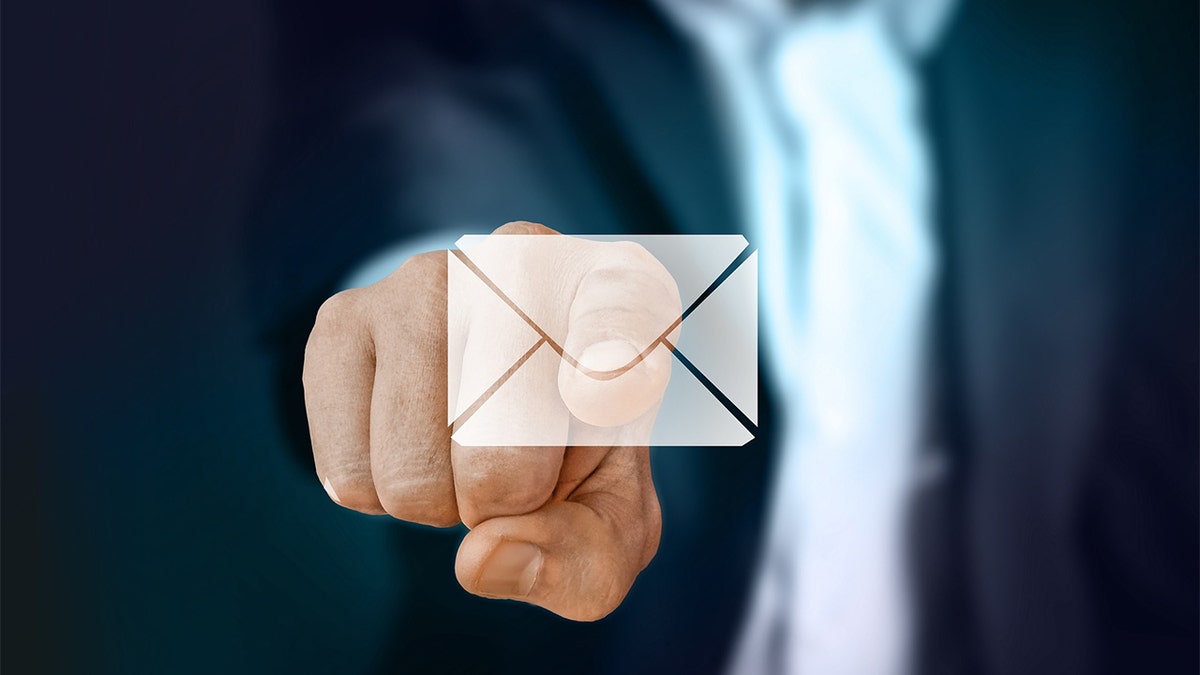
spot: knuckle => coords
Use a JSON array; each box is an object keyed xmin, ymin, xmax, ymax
[
  {"xmin": 460, "ymin": 472, "xmax": 553, "ymax": 524},
  {"xmin": 609, "ymin": 241, "xmax": 667, "ymax": 278},
  {"xmin": 589, "ymin": 247, "xmax": 680, "ymax": 310},
  {"xmin": 307, "ymin": 290, "xmax": 371, "ymax": 361},
  {"xmin": 303, "ymin": 290, "xmax": 375, "ymax": 387},
  {"xmin": 610, "ymin": 240, "xmax": 654, "ymax": 264},
  {"xmin": 396, "ymin": 250, "xmax": 448, "ymax": 279},
  {"xmin": 377, "ymin": 252, "xmax": 447, "ymax": 328},
  {"xmin": 378, "ymin": 490, "xmax": 460, "ymax": 528},
  {"xmin": 375, "ymin": 473, "xmax": 460, "ymax": 528},
  {"xmin": 313, "ymin": 289, "xmax": 365, "ymax": 330},
  {"xmin": 491, "ymin": 220, "xmax": 555, "ymax": 236}
]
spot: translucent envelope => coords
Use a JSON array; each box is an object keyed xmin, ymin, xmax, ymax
[{"xmin": 448, "ymin": 234, "xmax": 757, "ymax": 447}]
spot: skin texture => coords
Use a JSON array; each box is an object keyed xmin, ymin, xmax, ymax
[{"xmin": 302, "ymin": 222, "xmax": 680, "ymax": 621}]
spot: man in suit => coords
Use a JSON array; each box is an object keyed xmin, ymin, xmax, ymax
[{"xmin": 248, "ymin": 0, "xmax": 1197, "ymax": 672}]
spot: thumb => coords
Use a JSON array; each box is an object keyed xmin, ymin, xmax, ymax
[
  {"xmin": 557, "ymin": 242, "xmax": 682, "ymax": 428},
  {"xmin": 454, "ymin": 447, "xmax": 661, "ymax": 621}
]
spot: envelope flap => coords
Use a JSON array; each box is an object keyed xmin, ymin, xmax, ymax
[{"xmin": 454, "ymin": 234, "xmax": 751, "ymax": 365}]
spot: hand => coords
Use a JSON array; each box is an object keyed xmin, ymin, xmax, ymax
[{"xmin": 302, "ymin": 222, "xmax": 682, "ymax": 620}]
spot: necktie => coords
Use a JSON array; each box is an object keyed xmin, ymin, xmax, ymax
[{"xmin": 719, "ymin": 5, "xmax": 938, "ymax": 674}]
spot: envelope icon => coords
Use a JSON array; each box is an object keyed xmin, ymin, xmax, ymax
[{"xmin": 448, "ymin": 234, "xmax": 757, "ymax": 447}]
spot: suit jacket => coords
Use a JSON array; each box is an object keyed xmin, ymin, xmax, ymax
[{"xmin": 247, "ymin": 0, "xmax": 1197, "ymax": 672}]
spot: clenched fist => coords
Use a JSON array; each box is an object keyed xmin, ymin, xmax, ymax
[{"xmin": 303, "ymin": 222, "xmax": 682, "ymax": 621}]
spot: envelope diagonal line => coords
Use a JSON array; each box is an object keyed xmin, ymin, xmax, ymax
[
  {"xmin": 599, "ymin": 242, "xmax": 755, "ymax": 374},
  {"xmin": 449, "ymin": 337, "xmax": 547, "ymax": 433},
  {"xmin": 451, "ymin": 244, "xmax": 753, "ymax": 382},
  {"xmin": 664, "ymin": 337, "xmax": 758, "ymax": 437},
  {"xmin": 451, "ymin": 248, "xmax": 565, "ymax": 346},
  {"xmin": 679, "ymin": 243, "xmax": 755, "ymax": 322},
  {"xmin": 453, "ymin": 249, "xmax": 661, "ymax": 381}
]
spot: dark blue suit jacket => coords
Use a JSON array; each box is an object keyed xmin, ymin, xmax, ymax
[{"xmin": 248, "ymin": 1, "xmax": 1197, "ymax": 672}]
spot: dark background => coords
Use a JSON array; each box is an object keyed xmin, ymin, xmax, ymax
[
  {"xmin": 4, "ymin": 2, "xmax": 408, "ymax": 672},
  {"xmin": 3, "ymin": 1, "xmax": 1197, "ymax": 673}
]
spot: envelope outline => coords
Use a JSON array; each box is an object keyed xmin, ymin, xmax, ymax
[{"xmin": 448, "ymin": 234, "xmax": 757, "ymax": 447}]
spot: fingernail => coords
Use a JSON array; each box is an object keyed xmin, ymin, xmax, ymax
[
  {"xmin": 322, "ymin": 476, "xmax": 342, "ymax": 504},
  {"xmin": 477, "ymin": 541, "xmax": 543, "ymax": 598},
  {"xmin": 578, "ymin": 340, "xmax": 640, "ymax": 376}
]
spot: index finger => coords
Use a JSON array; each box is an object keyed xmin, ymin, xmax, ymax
[{"xmin": 557, "ymin": 241, "xmax": 682, "ymax": 428}]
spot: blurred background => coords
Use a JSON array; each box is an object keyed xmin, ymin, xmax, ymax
[{"xmin": 3, "ymin": 1, "xmax": 1196, "ymax": 673}]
